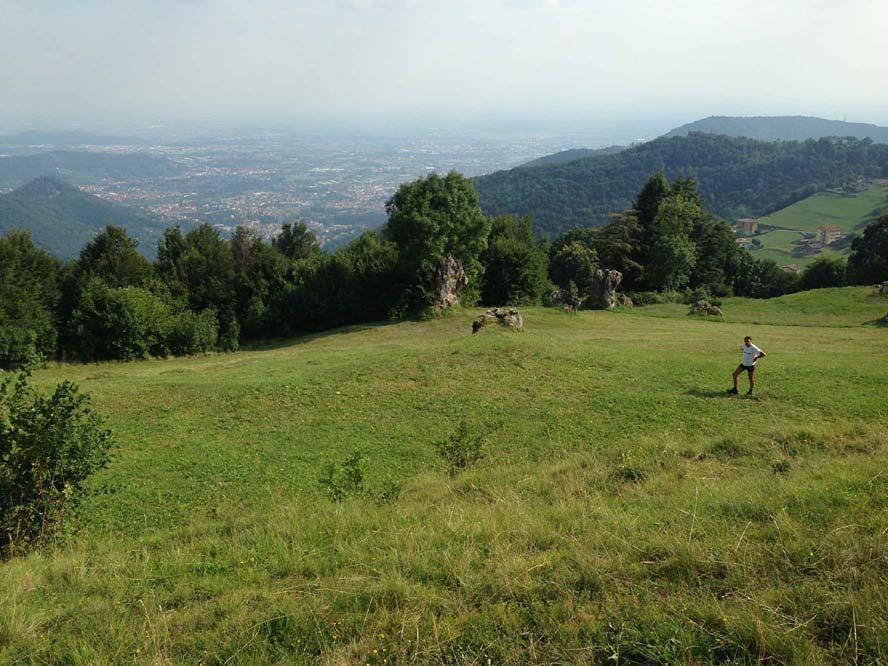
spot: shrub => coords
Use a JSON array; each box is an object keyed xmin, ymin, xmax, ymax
[
  {"xmin": 0, "ymin": 327, "xmax": 45, "ymax": 371},
  {"xmin": 70, "ymin": 282, "xmax": 174, "ymax": 360},
  {"xmin": 1, "ymin": 373, "xmax": 113, "ymax": 556},
  {"xmin": 168, "ymin": 308, "xmax": 218, "ymax": 356},
  {"xmin": 436, "ymin": 420, "xmax": 484, "ymax": 476},
  {"xmin": 318, "ymin": 451, "xmax": 366, "ymax": 501}
]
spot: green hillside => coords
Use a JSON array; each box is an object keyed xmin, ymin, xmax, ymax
[
  {"xmin": 474, "ymin": 134, "xmax": 888, "ymax": 238},
  {"xmin": 664, "ymin": 115, "xmax": 888, "ymax": 143},
  {"xmin": 2, "ymin": 287, "xmax": 887, "ymax": 663},
  {"xmin": 748, "ymin": 184, "xmax": 888, "ymax": 266},
  {"xmin": 0, "ymin": 177, "xmax": 167, "ymax": 258},
  {"xmin": 521, "ymin": 145, "xmax": 625, "ymax": 168},
  {"xmin": 0, "ymin": 150, "xmax": 180, "ymax": 189}
]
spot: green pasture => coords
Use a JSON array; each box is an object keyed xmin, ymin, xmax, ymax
[{"xmin": 1, "ymin": 287, "xmax": 887, "ymax": 664}]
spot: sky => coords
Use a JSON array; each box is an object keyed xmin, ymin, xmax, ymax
[{"xmin": 1, "ymin": 0, "xmax": 887, "ymax": 131}]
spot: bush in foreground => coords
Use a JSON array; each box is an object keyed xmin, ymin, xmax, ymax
[{"xmin": 0, "ymin": 373, "xmax": 113, "ymax": 557}]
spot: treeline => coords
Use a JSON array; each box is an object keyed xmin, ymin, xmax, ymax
[
  {"xmin": 475, "ymin": 134, "xmax": 888, "ymax": 237},
  {"xmin": 2, "ymin": 171, "xmax": 886, "ymax": 369}
]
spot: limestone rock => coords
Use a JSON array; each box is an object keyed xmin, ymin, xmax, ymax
[
  {"xmin": 688, "ymin": 300, "xmax": 724, "ymax": 317},
  {"xmin": 880, "ymin": 281, "xmax": 888, "ymax": 296},
  {"xmin": 433, "ymin": 256, "xmax": 468, "ymax": 311},
  {"xmin": 472, "ymin": 307, "xmax": 524, "ymax": 334},
  {"xmin": 587, "ymin": 269, "xmax": 623, "ymax": 309}
]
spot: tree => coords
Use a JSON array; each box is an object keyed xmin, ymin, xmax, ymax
[
  {"xmin": 156, "ymin": 224, "xmax": 238, "ymax": 351},
  {"xmin": 274, "ymin": 222, "xmax": 321, "ymax": 260},
  {"xmin": 73, "ymin": 225, "xmax": 153, "ymax": 289},
  {"xmin": 593, "ymin": 212, "xmax": 644, "ymax": 289},
  {"xmin": 847, "ymin": 215, "xmax": 888, "ymax": 284},
  {"xmin": 549, "ymin": 240, "xmax": 598, "ymax": 295},
  {"xmin": 383, "ymin": 172, "xmax": 491, "ymax": 308},
  {"xmin": 645, "ymin": 193, "xmax": 702, "ymax": 291},
  {"xmin": 481, "ymin": 216, "xmax": 550, "ymax": 306},
  {"xmin": 0, "ymin": 231, "xmax": 62, "ymax": 368},
  {"xmin": 800, "ymin": 255, "xmax": 846, "ymax": 290}
]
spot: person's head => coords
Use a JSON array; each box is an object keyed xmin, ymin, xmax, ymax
[{"xmin": 744, "ymin": 336, "xmax": 752, "ymax": 345}]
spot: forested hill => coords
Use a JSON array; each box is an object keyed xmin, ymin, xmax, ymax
[
  {"xmin": 0, "ymin": 150, "xmax": 180, "ymax": 189},
  {"xmin": 474, "ymin": 134, "xmax": 888, "ymax": 237},
  {"xmin": 0, "ymin": 177, "xmax": 164, "ymax": 258},
  {"xmin": 521, "ymin": 145, "xmax": 625, "ymax": 168},
  {"xmin": 663, "ymin": 115, "xmax": 888, "ymax": 143}
]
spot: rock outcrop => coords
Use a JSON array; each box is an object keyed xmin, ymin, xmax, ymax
[
  {"xmin": 587, "ymin": 269, "xmax": 623, "ymax": 309},
  {"xmin": 688, "ymin": 300, "xmax": 725, "ymax": 317},
  {"xmin": 472, "ymin": 307, "xmax": 524, "ymax": 333},
  {"xmin": 433, "ymin": 256, "xmax": 468, "ymax": 311},
  {"xmin": 880, "ymin": 281, "xmax": 888, "ymax": 296}
]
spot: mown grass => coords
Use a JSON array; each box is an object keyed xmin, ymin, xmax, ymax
[{"xmin": 2, "ymin": 287, "xmax": 887, "ymax": 664}]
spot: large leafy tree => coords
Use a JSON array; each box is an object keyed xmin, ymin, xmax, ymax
[
  {"xmin": 73, "ymin": 225, "xmax": 153, "ymax": 289},
  {"xmin": 383, "ymin": 172, "xmax": 491, "ymax": 307},
  {"xmin": 156, "ymin": 224, "xmax": 238, "ymax": 350},
  {"xmin": 0, "ymin": 231, "xmax": 62, "ymax": 367},
  {"xmin": 645, "ymin": 192, "xmax": 702, "ymax": 291},
  {"xmin": 847, "ymin": 215, "xmax": 888, "ymax": 284},
  {"xmin": 273, "ymin": 222, "xmax": 321, "ymax": 260},
  {"xmin": 481, "ymin": 216, "xmax": 550, "ymax": 306}
]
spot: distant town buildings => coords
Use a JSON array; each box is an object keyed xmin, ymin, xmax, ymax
[
  {"xmin": 735, "ymin": 218, "xmax": 758, "ymax": 234},
  {"xmin": 817, "ymin": 225, "xmax": 843, "ymax": 245}
]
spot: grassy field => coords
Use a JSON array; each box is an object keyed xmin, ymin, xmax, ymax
[
  {"xmin": 748, "ymin": 185, "xmax": 888, "ymax": 267},
  {"xmin": 2, "ymin": 287, "xmax": 887, "ymax": 664}
]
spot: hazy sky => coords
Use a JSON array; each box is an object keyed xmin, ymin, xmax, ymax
[{"xmin": 2, "ymin": 0, "xmax": 886, "ymax": 130}]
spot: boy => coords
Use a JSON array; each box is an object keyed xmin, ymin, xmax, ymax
[{"xmin": 728, "ymin": 336, "xmax": 766, "ymax": 395}]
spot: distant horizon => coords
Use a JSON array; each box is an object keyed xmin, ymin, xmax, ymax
[{"xmin": 3, "ymin": 1, "xmax": 886, "ymax": 132}]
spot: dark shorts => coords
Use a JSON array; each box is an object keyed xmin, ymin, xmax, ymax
[{"xmin": 737, "ymin": 364, "xmax": 756, "ymax": 373}]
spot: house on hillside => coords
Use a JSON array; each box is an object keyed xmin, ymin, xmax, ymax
[
  {"xmin": 735, "ymin": 237, "xmax": 752, "ymax": 248},
  {"xmin": 817, "ymin": 225, "xmax": 843, "ymax": 245},
  {"xmin": 735, "ymin": 218, "xmax": 758, "ymax": 234}
]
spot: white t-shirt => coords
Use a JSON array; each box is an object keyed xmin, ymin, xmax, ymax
[{"xmin": 741, "ymin": 343, "xmax": 763, "ymax": 367}]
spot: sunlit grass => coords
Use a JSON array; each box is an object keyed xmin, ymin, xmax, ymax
[{"xmin": 2, "ymin": 287, "xmax": 887, "ymax": 663}]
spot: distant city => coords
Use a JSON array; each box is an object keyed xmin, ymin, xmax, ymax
[{"xmin": 0, "ymin": 123, "xmax": 657, "ymax": 247}]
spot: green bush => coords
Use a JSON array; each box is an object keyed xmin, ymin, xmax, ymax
[
  {"xmin": 0, "ymin": 373, "xmax": 113, "ymax": 556},
  {"xmin": 0, "ymin": 327, "xmax": 44, "ymax": 370},
  {"xmin": 168, "ymin": 308, "xmax": 218, "ymax": 356},
  {"xmin": 70, "ymin": 282, "xmax": 174, "ymax": 360},
  {"xmin": 435, "ymin": 420, "xmax": 484, "ymax": 476}
]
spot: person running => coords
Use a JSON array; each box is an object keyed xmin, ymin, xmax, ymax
[{"xmin": 728, "ymin": 336, "xmax": 766, "ymax": 395}]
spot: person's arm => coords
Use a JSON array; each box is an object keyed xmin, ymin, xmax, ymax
[{"xmin": 756, "ymin": 347, "xmax": 766, "ymax": 361}]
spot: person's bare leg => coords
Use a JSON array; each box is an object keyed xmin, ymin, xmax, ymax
[
  {"xmin": 732, "ymin": 366, "xmax": 742, "ymax": 391},
  {"xmin": 748, "ymin": 367, "xmax": 755, "ymax": 393}
]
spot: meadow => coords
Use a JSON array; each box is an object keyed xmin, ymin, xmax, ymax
[
  {"xmin": 748, "ymin": 184, "xmax": 887, "ymax": 267},
  {"xmin": 1, "ymin": 287, "xmax": 887, "ymax": 664}
]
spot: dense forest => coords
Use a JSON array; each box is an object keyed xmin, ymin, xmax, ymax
[
  {"xmin": 475, "ymin": 134, "xmax": 888, "ymax": 237},
  {"xmin": 3, "ymin": 170, "xmax": 884, "ymax": 371},
  {"xmin": 0, "ymin": 177, "xmax": 162, "ymax": 258},
  {"xmin": 663, "ymin": 115, "xmax": 888, "ymax": 143}
]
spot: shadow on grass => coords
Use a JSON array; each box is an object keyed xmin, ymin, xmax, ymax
[
  {"xmin": 240, "ymin": 321, "xmax": 395, "ymax": 352},
  {"xmin": 685, "ymin": 388, "xmax": 735, "ymax": 399}
]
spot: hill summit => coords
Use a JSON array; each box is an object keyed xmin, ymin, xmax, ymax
[
  {"xmin": 0, "ymin": 177, "xmax": 164, "ymax": 258},
  {"xmin": 663, "ymin": 115, "xmax": 888, "ymax": 143}
]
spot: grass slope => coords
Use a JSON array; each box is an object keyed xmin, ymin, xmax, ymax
[
  {"xmin": 2, "ymin": 288, "xmax": 887, "ymax": 664},
  {"xmin": 749, "ymin": 185, "xmax": 888, "ymax": 266}
]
